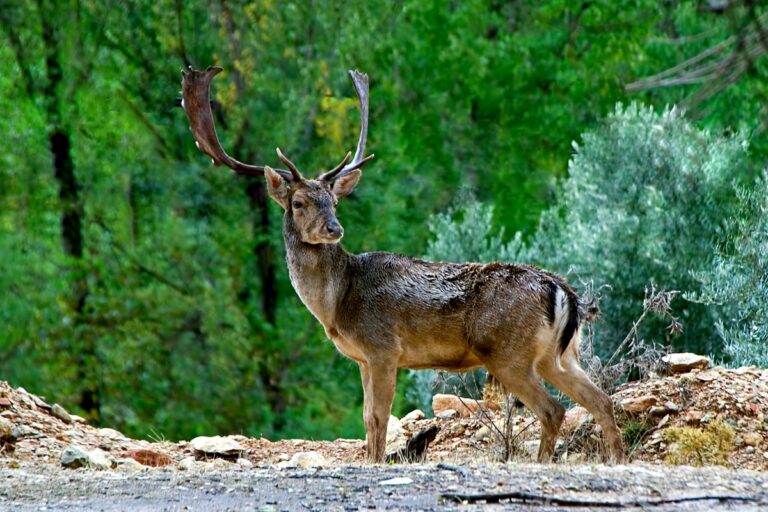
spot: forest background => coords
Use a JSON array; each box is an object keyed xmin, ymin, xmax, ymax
[{"xmin": 1, "ymin": 0, "xmax": 767, "ymax": 442}]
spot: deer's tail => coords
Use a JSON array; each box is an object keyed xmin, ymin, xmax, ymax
[{"xmin": 548, "ymin": 281, "xmax": 584, "ymax": 371}]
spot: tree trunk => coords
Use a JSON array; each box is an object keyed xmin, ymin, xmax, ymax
[{"xmin": 39, "ymin": 1, "xmax": 99, "ymax": 420}]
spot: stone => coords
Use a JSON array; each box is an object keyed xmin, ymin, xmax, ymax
[
  {"xmin": 0, "ymin": 417, "xmax": 14, "ymax": 441},
  {"xmin": 115, "ymin": 458, "xmax": 145, "ymax": 473},
  {"xmin": 212, "ymin": 458, "xmax": 231, "ymax": 470},
  {"xmin": 562, "ymin": 407, "xmax": 591, "ymax": 432},
  {"xmin": 386, "ymin": 415, "xmax": 406, "ymax": 452},
  {"xmin": 696, "ymin": 370, "xmax": 719, "ymax": 382},
  {"xmin": 620, "ymin": 395, "xmax": 657, "ymax": 414},
  {"xmin": 237, "ymin": 458, "xmax": 253, "ymax": 469},
  {"xmin": 437, "ymin": 409, "xmax": 457, "ymax": 419},
  {"xmin": 98, "ymin": 428, "xmax": 127, "ymax": 440},
  {"xmin": 379, "ymin": 477, "xmax": 413, "ymax": 486},
  {"xmin": 190, "ymin": 436, "xmax": 244, "ymax": 457},
  {"xmin": 60, "ymin": 445, "xmax": 113, "ymax": 470},
  {"xmin": 685, "ymin": 410, "xmax": 703, "ymax": 424},
  {"xmin": 448, "ymin": 423, "xmax": 465, "ymax": 436},
  {"xmin": 474, "ymin": 425, "xmax": 491, "ymax": 441},
  {"xmin": 0, "ymin": 398, "xmax": 11, "ymax": 408},
  {"xmin": 70, "ymin": 414, "xmax": 88, "ymax": 424},
  {"xmin": 401, "ymin": 409, "xmax": 425, "ymax": 422},
  {"xmin": 178, "ymin": 457, "xmax": 197, "ymax": 471},
  {"xmin": 743, "ymin": 432, "xmax": 763, "ymax": 447},
  {"xmin": 128, "ymin": 449, "xmax": 173, "ymax": 467},
  {"xmin": 50, "ymin": 404, "xmax": 72, "ymax": 424},
  {"xmin": 432, "ymin": 394, "xmax": 498, "ymax": 418},
  {"xmin": 662, "ymin": 353, "xmax": 710, "ymax": 374},
  {"xmin": 287, "ymin": 451, "xmax": 328, "ymax": 468}
]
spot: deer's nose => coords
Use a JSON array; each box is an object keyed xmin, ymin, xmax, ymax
[{"xmin": 326, "ymin": 220, "xmax": 343, "ymax": 238}]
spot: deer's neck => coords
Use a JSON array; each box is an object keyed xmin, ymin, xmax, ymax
[{"xmin": 283, "ymin": 216, "xmax": 351, "ymax": 327}]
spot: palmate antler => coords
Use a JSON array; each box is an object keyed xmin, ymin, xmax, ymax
[{"xmin": 180, "ymin": 66, "xmax": 373, "ymax": 181}]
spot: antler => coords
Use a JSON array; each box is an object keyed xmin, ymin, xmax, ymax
[
  {"xmin": 318, "ymin": 70, "xmax": 375, "ymax": 181},
  {"xmin": 180, "ymin": 66, "xmax": 295, "ymax": 181}
]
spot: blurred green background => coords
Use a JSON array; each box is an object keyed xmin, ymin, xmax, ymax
[{"xmin": 1, "ymin": 0, "xmax": 766, "ymax": 441}]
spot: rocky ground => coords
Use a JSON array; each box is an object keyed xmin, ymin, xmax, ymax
[{"xmin": 1, "ymin": 354, "xmax": 767, "ymax": 510}]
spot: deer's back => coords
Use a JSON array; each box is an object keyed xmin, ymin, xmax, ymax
[{"xmin": 333, "ymin": 252, "xmax": 570, "ymax": 369}]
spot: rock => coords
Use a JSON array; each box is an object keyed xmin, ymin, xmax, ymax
[
  {"xmin": 696, "ymin": 370, "xmax": 719, "ymax": 382},
  {"xmin": 287, "ymin": 451, "xmax": 328, "ymax": 468},
  {"xmin": 237, "ymin": 458, "xmax": 253, "ymax": 469},
  {"xmin": 115, "ymin": 458, "xmax": 145, "ymax": 473},
  {"xmin": 190, "ymin": 436, "xmax": 244, "ymax": 457},
  {"xmin": 0, "ymin": 398, "xmax": 11, "ymax": 408},
  {"xmin": 700, "ymin": 412, "xmax": 714, "ymax": 424},
  {"xmin": 402, "ymin": 409, "xmax": 425, "ymax": 422},
  {"xmin": 562, "ymin": 407, "xmax": 592, "ymax": 432},
  {"xmin": 178, "ymin": 457, "xmax": 197, "ymax": 471},
  {"xmin": 50, "ymin": 404, "xmax": 72, "ymax": 424},
  {"xmin": 379, "ymin": 477, "xmax": 413, "ymax": 486},
  {"xmin": 212, "ymin": 458, "xmax": 231, "ymax": 469},
  {"xmin": 448, "ymin": 423, "xmax": 465, "ymax": 436},
  {"xmin": 70, "ymin": 414, "xmax": 87, "ymax": 424},
  {"xmin": 128, "ymin": 449, "xmax": 173, "ymax": 467},
  {"xmin": 386, "ymin": 415, "xmax": 406, "ymax": 452},
  {"xmin": 474, "ymin": 425, "xmax": 491, "ymax": 441},
  {"xmin": 0, "ymin": 417, "xmax": 14, "ymax": 441},
  {"xmin": 620, "ymin": 395, "xmax": 657, "ymax": 414},
  {"xmin": 432, "ymin": 394, "xmax": 498, "ymax": 418},
  {"xmin": 60, "ymin": 445, "xmax": 113, "ymax": 470},
  {"xmin": 437, "ymin": 409, "xmax": 458, "ymax": 419},
  {"xmin": 685, "ymin": 410, "xmax": 703, "ymax": 424},
  {"xmin": 743, "ymin": 432, "xmax": 763, "ymax": 447},
  {"xmin": 662, "ymin": 353, "xmax": 710, "ymax": 374},
  {"xmin": 98, "ymin": 428, "xmax": 127, "ymax": 440}
]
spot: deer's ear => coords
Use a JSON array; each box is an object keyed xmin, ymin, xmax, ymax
[
  {"xmin": 332, "ymin": 170, "xmax": 361, "ymax": 198},
  {"xmin": 265, "ymin": 166, "xmax": 290, "ymax": 209}
]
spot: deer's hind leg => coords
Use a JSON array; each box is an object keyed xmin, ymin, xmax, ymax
[
  {"xmin": 484, "ymin": 361, "xmax": 565, "ymax": 463},
  {"xmin": 537, "ymin": 353, "xmax": 625, "ymax": 463}
]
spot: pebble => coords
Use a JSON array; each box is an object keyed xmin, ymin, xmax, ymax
[
  {"xmin": 177, "ymin": 457, "xmax": 197, "ymax": 471},
  {"xmin": 379, "ymin": 477, "xmax": 413, "ymax": 486},
  {"xmin": 437, "ymin": 409, "xmax": 458, "ymax": 419},
  {"xmin": 50, "ymin": 404, "xmax": 72, "ymax": 423},
  {"xmin": 401, "ymin": 410, "xmax": 425, "ymax": 422},
  {"xmin": 286, "ymin": 451, "xmax": 328, "ymax": 468}
]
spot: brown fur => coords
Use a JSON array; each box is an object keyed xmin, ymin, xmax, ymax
[{"xmin": 268, "ymin": 174, "xmax": 626, "ymax": 464}]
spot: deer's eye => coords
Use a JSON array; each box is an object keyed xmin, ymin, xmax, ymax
[{"xmin": 292, "ymin": 200, "xmax": 303, "ymax": 209}]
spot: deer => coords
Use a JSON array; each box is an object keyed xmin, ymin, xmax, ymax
[{"xmin": 179, "ymin": 66, "xmax": 625, "ymax": 464}]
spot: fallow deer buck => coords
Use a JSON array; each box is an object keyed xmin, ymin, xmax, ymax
[{"xmin": 180, "ymin": 66, "xmax": 625, "ymax": 464}]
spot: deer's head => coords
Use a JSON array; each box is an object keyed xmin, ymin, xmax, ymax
[
  {"xmin": 263, "ymin": 151, "xmax": 363, "ymax": 243},
  {"xmin": 180, "ymin": 66, "xmax": 373, "ymax": 245}
]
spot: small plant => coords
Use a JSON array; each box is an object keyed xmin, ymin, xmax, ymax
[
  {"xmin": 664, "ymin": 421, "xmax": 735, "ymax": 466},
  {"xmin": 621, "ymin": 417, "xmax": 655, "ymax": 454}
]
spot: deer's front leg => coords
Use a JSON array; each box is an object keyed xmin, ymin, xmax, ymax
[{"xmin": 359, "ymin": 360, "xmax": 397, "ymax": 463}]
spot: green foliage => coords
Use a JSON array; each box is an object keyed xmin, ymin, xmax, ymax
[
  {"xmin": 664, "ymin": 421, "xmax": 735, "ymax": 466},
  {"xmin": 528, "ymin": 104, "xmax": 748, "ymax": 358},
  {"xmin": 1, "ymin": 0, "xmax": 768, "ymax": 443},
  {"xmin": 689, "ymin": 174, "xmax": 768, "ymax": 367}
]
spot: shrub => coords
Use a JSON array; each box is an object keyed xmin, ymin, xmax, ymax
[
  {"xmin": 527, "ymin": 103, "xmax": 748, "ymax": 358},
  {"xmin": 688, "ymin": 173, "xmax": 768, "ymax": 367},
  {"xmin": 664, "ymin": 421, "xmax": 734, "ymax": 466}
]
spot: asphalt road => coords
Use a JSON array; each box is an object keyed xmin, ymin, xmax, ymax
[{"xmin": 2, "ymin": 461, "xmax": 767, "ymax": 511}]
